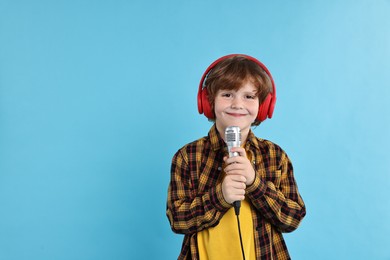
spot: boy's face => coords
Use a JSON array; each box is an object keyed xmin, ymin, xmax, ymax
[{"xmin": 214, "ymin": 81, "xmax": 259, "ymax": 138}]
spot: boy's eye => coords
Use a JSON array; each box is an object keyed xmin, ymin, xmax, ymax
[
  {"xmin": 246, "ymin": 95, "xmax": 256, "ymax": 99},
  {"xmin": 222, "ymin": 93, "xmax": 232, "ymax": 97}
]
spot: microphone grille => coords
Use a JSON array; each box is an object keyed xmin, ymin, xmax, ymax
[
  {"xmin": 226, "ymin": 132, "xmax": 237, "ymax": 142},
  {"xmin": 225, "ymin": 126, "xmax": 241, "ymax": 142}
]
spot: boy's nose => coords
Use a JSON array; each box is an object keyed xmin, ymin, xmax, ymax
[{"xmin": 231, "ymin": 97, "xmax": 243, "ymax": 109}]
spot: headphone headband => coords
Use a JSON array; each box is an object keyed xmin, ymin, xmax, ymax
[{"xmin": 197, "ymin": 54, "xmax": 277, "ymax": 122}]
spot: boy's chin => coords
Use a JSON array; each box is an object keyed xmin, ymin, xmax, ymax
[{"xmin": 216, "ymin": 121, "xmax": 252, "ymax": 131}]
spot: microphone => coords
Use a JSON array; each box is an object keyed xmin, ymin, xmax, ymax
[{"xmin": 225, "ymin": 126, "xmax": 242, "ymax": 216}]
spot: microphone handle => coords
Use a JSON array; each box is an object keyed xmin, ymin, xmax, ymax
[
  {"xmin": 229, "ymin": 151, "xmax": 240, "ymax": 157},
  {"xmin": 228, "ymin": 147, "xmax": 241, "ymax": 216}
]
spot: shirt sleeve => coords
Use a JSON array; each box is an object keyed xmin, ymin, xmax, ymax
[
  {"xmin": 166, "ymin": 149, "xmax": 231, "ymax": 235},
  {"xmin": 246, "ymin": 150, "xmax": 306, "ymax": 233}
]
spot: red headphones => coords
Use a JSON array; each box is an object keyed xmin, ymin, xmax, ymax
[{"xmin": 197, "ymin": 54, "xmax": 276, "ymax": 122}]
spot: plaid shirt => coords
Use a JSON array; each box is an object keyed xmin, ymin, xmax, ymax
[{"xmin": 167, "ymin": 125, "xmax": 306, "ymax": 259}]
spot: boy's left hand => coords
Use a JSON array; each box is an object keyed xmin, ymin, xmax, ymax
[{"xmin": 224, "ymin": 147, "xmax": 255, "ymax": 186}]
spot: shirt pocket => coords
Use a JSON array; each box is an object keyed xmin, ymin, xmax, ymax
[{"xmin": 262, "ymin": 169, "xmax": 282, "ymax": 189}]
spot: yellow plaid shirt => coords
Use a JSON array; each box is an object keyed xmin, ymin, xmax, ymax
[{"xmin": 166, "ymin": 125, "xmax": 306, "ymax": 260}]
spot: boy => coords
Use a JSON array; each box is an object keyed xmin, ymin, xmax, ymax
[{"xmin": 166, "ymin": 54, "xmax": 306, "ymax": 259}]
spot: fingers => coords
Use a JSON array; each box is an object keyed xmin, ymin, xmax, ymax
[
  {"xmin": 223, "ymin": 148, "xmax": 256, "ymax": 186},
  {"xmin": 221, "ymin": 175, "xmax": 246, "ymax": 204},
  {"xmin": 228, "ymin": 174, "xmax": 247, "ymax": 184},
  {"xmin": 224, "ymin": 155, "xmax": 248, "ymax": 175},
  {"xmin": 224, "ymin": 161, "xmax": 245, "ymax": 173},
  {"xmin": 224, "ymin": 147, "xmax": 247, "ymax": 163},
  {"xmin": 226, "ymin": 147, "xmax": 246, "ymax": 158}
]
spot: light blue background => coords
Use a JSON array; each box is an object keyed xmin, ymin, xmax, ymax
[{"xmin": 1, "ymin": 0, "xmax": 389, "ymax": 259}]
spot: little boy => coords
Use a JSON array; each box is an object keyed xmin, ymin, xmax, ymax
[{"xmin": 166, "ymin": 54, "xmax": 306, "ymax": 259}]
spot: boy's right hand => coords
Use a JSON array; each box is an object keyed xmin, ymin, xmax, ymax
[{"xmin": 221, "ymin": 174, "xmax": 246, "ymax": 204}]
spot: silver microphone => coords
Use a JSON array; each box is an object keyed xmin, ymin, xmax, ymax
[
  {"xmin": 225, "ymin": 126, "xmax": 242, "ymax": 215},
  {"xmin": 225, "ymin": 126, "xmax": 241, "ymax": 158}
]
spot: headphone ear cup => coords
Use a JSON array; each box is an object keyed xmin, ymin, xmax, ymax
[
  {"xmin": 267, "ymin": 95, "xmax": 276, "ymax": 119},
  {"xmin": 197, "ymin": 88, "xmax": 204, "ymax": 114},
  {"xmin": 201, "ymin": 88, "xmax": 214, "ymax": 119},
  {"xmin": 257, "ymin": 93, "xmax": 272, "ymax": 122}
]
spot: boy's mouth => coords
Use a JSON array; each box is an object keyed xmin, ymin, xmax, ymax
[{"xmin": 226, "ymin": 112, "xmax": 247, "ymax": 117}]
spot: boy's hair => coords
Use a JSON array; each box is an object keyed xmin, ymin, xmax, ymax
[{"xmin": 204, "ymin": 55, "xmax": 273, "ymax": 126}]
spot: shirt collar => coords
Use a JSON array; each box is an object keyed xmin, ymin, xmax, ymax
[
  {"xmin": 244, "ymin": 129, "xmax": 261, "ymax": 151},
  {"xmin": 208, "ymin": 124, "xmax": 226, "ymax": 151}
]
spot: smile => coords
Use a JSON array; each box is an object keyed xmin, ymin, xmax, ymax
[{"xmin": 227, "ymin": 112, "xmax": 247, "ymax": 117}]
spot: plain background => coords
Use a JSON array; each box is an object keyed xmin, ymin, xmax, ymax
[{"xmin": 1, "ymin": 0, "xmax": 389, "ymax": 259}]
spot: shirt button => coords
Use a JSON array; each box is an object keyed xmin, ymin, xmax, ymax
[{"xmin": 218, "ymin": 167, "xmax": 222, "ymax": 171}]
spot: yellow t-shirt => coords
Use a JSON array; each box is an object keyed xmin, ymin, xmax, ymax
[
  {"xmin": 197, "ymin": 198, "xmax": 256, "ymax": 260},
  {"xmin": 197, "ymin": 151, "xmax": 256, "ymax": 260}
]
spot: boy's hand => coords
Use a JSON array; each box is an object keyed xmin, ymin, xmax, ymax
[
  {"xmin": 221, "ymin": 174, "xmax": 246, "ymax": 204},
  {"xmin": 223, "ymin": 147, "xmax": 255, "ymax": 186}
]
